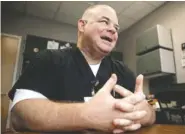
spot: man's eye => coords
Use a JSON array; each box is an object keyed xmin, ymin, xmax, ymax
[
  {"xmin": 115, "ymin": 26, "xmax": 119, "ymax": 32},
  {"xmin": 99, "ymin": 20, "xmax": 109, "ymax": 25}
]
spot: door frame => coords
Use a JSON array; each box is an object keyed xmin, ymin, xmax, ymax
[
  {"xmin": 1, "ymin": 33, "xmax": 23, "ymax": 130},
  {"xmin": 2, "ymin": 33, "xmax": 22, "ymax": 86}
]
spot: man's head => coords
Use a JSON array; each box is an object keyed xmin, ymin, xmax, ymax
[{"xmin": 77, "ymin": 4, "xmax": 119, "ymax": 57}]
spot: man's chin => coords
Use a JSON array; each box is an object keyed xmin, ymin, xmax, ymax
[
  {"xmin": 95, "ymin": 43, "xmax": 113, "ymax": 56},
  {"xmin": 98, "ymin": 48, "xmax": 111, "ymax": 56}
]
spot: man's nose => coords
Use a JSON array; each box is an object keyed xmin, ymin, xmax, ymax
[{"xmin": 107, "ymin": 24, "xmax": 117, "ymax": 34}]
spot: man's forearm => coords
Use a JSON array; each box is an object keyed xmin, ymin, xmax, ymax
[{"xmin": 11, "ymin": 99, "xmax": 88, "ymax": 132}]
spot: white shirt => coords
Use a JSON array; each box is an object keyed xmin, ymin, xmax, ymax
[{"xmin": 10, "ymin": 63, "xmax": 101, "ymax": 110}]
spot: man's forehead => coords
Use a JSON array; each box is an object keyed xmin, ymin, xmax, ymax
[{"xmin": 93, "ymin": 6, "xmax": 118, "ymax": 24}]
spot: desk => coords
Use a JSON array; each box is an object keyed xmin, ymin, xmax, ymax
[{"xmin": 3, "ymin": 124, "xmax": 185, "ymax": 134}]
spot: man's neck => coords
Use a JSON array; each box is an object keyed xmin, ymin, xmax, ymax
[{"xmin": 78, "ymin": 46, "xmax": 103, "ymax": 65}]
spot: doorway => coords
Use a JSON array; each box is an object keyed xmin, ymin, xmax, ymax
[{"xmin": 1, "ymin": 34, "xmax": 22, "ymax": 132}]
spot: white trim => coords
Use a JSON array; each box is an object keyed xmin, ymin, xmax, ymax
[
  {"xmin": 89, "ymin": 63, "xmax": 101, "ymax": 76},
  {"xmin": 11, "ymin": 89, "xmax": 48, "ymax": 110}
]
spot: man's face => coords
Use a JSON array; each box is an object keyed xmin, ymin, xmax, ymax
[{"xmin": 80, "ymin": 6, "xmax": 119, "ymax": 55}]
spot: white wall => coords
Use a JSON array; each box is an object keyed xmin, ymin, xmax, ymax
[
  {"xmin": 2, "ymin": 12, "xmax": 78, "ymax": 43},
  {"xmin": 117, "ymin": 1, "xmax": 185, "ymax": 94}
]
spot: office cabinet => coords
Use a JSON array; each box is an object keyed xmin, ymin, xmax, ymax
[
  {"xmin": 137, "ymin": 48, "xmax": 175, "ymax": 78},
  {"xmin": 136, "ymin": 25, "xmax": 172, "ymax": 55}
]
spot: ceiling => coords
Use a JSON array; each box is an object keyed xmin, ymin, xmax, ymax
[{"xmin": 2, "ymin": 1, "xmax": 166, "ymax": 32}]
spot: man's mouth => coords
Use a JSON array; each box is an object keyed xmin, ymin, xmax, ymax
[{"xmin": 100, "ymin": 36, "xmax": 113, "ymax": 43}]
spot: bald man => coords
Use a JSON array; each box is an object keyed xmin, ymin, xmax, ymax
[{"xmin": 9, "ymin": 4, "xmax": 155, "ymax": 133}]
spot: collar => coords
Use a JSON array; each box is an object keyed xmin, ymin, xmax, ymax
[{"xmin": 72, "ymin": 47, "xmax": 112, "ymax": 92}]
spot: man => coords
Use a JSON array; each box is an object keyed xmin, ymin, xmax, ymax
[{"xmin": 9, "ymin": 4, "xmax": 155, "ymax": 133}]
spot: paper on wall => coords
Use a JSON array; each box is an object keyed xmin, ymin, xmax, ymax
[
  {"xmin": 60, "ymin": 43, "xmax": 72, "ymax": 49},
  {"xmin": 47, "ymin": 41, "xmax": 59, "ymax": 49}
]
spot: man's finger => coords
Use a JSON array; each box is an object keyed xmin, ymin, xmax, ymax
[
  {"xmin": 113, "ymin": 118, "xmax": 132, "ymax": 126},
  {"xmin": 113, "ymin": 85, "xmax": 133, "ymax": 97},
  {"xmin": 134, "ymin": 74, "xmax": 144, "ymax": 93},
  {"xmin": 124, "ymin": 123, "xmax": 141, "ymax": 131},
  {"xmin": 101, "ymin": 74, "xmax": 117, "ymax": 92},
  {"xmin": 113, "ymin": 124, "xmax": 141, "ymax": 133},
  {"xmin": 114, "ymin": 100, "xmax": 134, "ymax": 112},
  {"xmin": 123, "ymin": 110, "xmax": 147, "ymax": 121},
  {"xmin": 113, "ymin": 129, "xmax": 124, "ymax": 134},
  {"xmin": 124, "ymin": 93, "xmax": 145, "ymax": 105}
]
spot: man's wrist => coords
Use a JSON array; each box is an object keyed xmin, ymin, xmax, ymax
[
  {"xmin": 75, "ymin": 103, "xmax": 93, "ymax": 129},
  {"xmin": 77, "ymin": 102, "xmax": 100, "ymax": 130}
]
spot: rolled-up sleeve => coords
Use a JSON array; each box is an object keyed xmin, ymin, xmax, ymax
[{"xmin": 8, "ymin": 50, "xmax": 60, "ymax": 101}]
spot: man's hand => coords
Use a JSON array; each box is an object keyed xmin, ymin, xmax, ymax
[
  {"xmin": 134, "ymin": 75, "xmax": 155, "ymax": 126},
  {"xmin": 81, "ymin": 74, "xmax": 147, "ymax": 132},
  {"xmin": 113, "ymin": 75, "xmax": 155, "ymax": 133},
  {"xmin": 112, "ymin": 75, "xmax": 146, "ymax": 133},
  {"xmin": 133, "ymin": 99, "xmax": 155, "ymax": 126}
]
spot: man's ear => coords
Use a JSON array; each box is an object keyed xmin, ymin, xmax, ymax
[{"xmin": 78, "ymin": 19, "xmax": 86, "ymax": 32}]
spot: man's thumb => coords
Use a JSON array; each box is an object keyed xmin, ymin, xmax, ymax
[
  {"xmin": 102, "ymin": 74, "xmax": 117, "ymax": 92},
  {"xmin": 134, "ymin": 74, "xmax": 144, "ymax": 93}
]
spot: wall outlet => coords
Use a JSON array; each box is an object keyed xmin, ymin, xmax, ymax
[
  {"xmin": 182, "ymin": 59, "xmax": 185, "ymax": 67},
  {"xmin": 182, "ymin": 43, "xmax": 185, "ymax": 50}
]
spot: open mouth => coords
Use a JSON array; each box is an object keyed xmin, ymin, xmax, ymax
[{"xmin": 100, "ymin": 36, "xmax": 113, "ymax": 43}]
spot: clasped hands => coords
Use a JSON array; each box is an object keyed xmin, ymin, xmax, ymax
[
  {"xmin": 82, "ymin": 74, "xmax": 151, "ymax": 133},
  {"xmin": 112, "ymin": 74, "xmax": 147, "ymax": 133}
]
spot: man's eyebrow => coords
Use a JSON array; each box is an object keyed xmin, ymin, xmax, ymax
[
  {"xmin": 101, "ymin": 16, "xmax": 110, "ymax": 21},
  {"xmin": 101, "ymin": 16, "xmax": 120, "ymax": 28}
]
